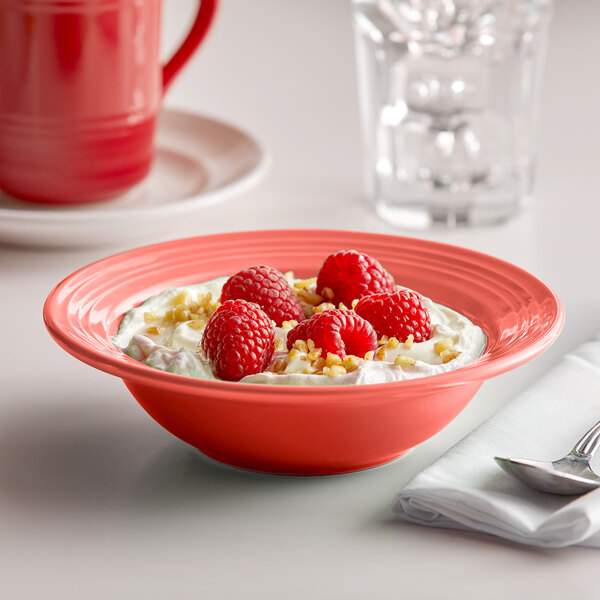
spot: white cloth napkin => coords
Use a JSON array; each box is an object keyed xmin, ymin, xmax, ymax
[{"xmin": 393, "ymin": 333, "xmax": 600, "ymax": 548}]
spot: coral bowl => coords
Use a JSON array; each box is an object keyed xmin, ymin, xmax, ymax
[{"xmin": 43, "ymin": 230, "xmax": 564, "ymax": 475}]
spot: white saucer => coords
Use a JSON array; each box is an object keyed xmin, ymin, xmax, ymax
[{"xmin": 0, "ymin": 109, "xmax": 269, "ymax": 248}]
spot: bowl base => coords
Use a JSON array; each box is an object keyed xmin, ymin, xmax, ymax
[{"xmin": 196, "ymin": 447, "xmax": 408, "ymax": 476}]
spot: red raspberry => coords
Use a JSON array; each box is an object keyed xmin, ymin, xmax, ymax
[
  {"xmin": 316, "ymin": 250, "xmax": 396, "ymax": 306},
  {"xmin": 221, "ymin": 265, "xmax": 305, "ymax": 326},
  {"xmin": 287, "ymin": 309, "xmax": 377, "ymax": 359},
  {"xmin": 354, "ymin": 290, "xmax": 432, "ymax": 343},
  {"xmin": 201, "ymin": 299, "xmax": 275, "ymax": 381},
  {"xmin": 285, "ymin": 317, "xmax": 310, "ymax": 346}
]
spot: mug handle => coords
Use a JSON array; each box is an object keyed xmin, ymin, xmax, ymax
[{"xmin": 162, "ymin": 0, "xmax": 219, "ymax": 93}]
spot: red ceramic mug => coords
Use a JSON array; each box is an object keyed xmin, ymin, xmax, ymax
[{"xmin": 0, "ymin": 0, "xmax": 218, "ymax": 204}]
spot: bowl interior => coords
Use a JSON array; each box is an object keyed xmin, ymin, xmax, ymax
[{"xmin": 44, "ymin": 229, "xmax": 563, "ymax": 392}]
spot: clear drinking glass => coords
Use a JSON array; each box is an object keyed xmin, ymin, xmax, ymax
[{"xmin": 352, "ymin": 0, "xmax": 553, "ymax": 228}]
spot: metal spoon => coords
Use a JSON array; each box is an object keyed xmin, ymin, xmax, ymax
[{"xmin": 494, "ymin": 419, "xmax": 600, "ymax": 495}]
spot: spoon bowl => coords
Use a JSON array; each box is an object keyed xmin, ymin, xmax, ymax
[
  {"xmin": 495, "ymin": 419, "xmax": 600, "ymax": 495},
  {"xmin": 494, "ymin": 456, "xmax": 600, "ymax": 495}
]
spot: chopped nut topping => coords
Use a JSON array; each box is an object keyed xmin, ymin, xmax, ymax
[
  {"xmin": 174, "ymin": 304, "xmax": 190, "ymax": 320},
  {"xmin": 271, "ymin": 340, "xmax": 344, "ymax": 377},
  {"xmin": 364, "ymin": 350, "xmax": 375, "ymax": 361},
  {"xmin": 144, "ymin": 312, "xmax": 160, "ymax": 323},
  {"xmin": 441, "ymin": 349, "xmax": 462, "ymax": 364},
  {"xmin": 171, "ymin": 290, "xmax": 192, "ymax": 307},
  {"xmin": 394, "ymin": 354, "xmax": 416, "ymax": 366},
  {"xmin": 387, "ymin": 337, "xmax": 400, "ymax": 349},
  {"xmin": 342, "ymin": 355, "xmax": 361, "ymax": 373},
  {"xmin": 434, "ymin": 338, "xmax": 454, "ymax": 355},
  {"xmin": 159, "ymin": 291, "xmax": 220, "ymax": 325},
  {"xmin": 325, "ymin": 352, "xmax": 342, "ymax": 367},
  {"xmin": 376, "ymin": 347, "xmax": 387, "ymax": 360},
  {"xmin": 145, "ymin": 326, "xmax": 160, "ymax": 335},
  {"xmin": 341, "ymin": 354, "xmax": 360, "ymax": 367},
  {"xmin": 282, "ymin": 320, "xmax": 298, "ymax": 330},
  {"xmin": 323, "ymin": 365, "xmax": 347, "ymax": 377},
  {"xmin": 313, "ymin": 302, "xmax": 335, "ymax": 314},
  {"xmin": 307, "ymin": 339, "xmax": 316, "ymax": 352},
  {"xmin": 378, "ymin": 335, "xmax": 389, "ymax": 346},
  {"xmin": 351, "ymin": 299, "xmax": 359, "ymax": 310},
  {"xmin": 330, "ymin": 365, "xmax": 347, "ymax": 377},
  {"xmin": 294, "ymin": 277, "xmax": 317, "ymax": 290},
  {"xmin": 288, "ymin": 348, "xmax": 302, "ymax": 361},
  {"xmin": 294, "ymin": 339, "xmax": 308, "ymax": 353},
  {"xmin": 274, "ymin": 337, "xmax": 285, "ymax": 351},
  {"xmin": 338, "ymin": 302, "xmax": 349, "ymax": 311},
  {"xmin": 273, "ymin": 358, "xmax": 287, "ymax": 372},
  {"xmin": 404, "ymin": 334, "xmax": 414, "ymax": 349},
  {"xmin": 321, "ymin": 287, "xmax": 335, "ymax": 300},
  {"xmin": 188, "ymin": 319, "xmax": 206, "ymax": 330},
  {"xmin": 295, "ymin": 288, "xmax": 323, "ymax": 306},
  {"xmin": 199, "ymin": 292, "xmax": 217, "ymax": 311},
  {"xmin": 312, "ymin": 357, "xmax": 326, "ymax": 371},
  {"xmin": 307, "ymin": 348, "xmax": 322, "ymax": 361}
]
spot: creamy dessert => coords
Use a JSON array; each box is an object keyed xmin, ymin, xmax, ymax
[{"xmin": 113, "ymin": 253, "xmax": 486, "ymax": 386}]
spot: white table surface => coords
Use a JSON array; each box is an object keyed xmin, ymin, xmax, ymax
[{"xmin": 2, "ymin": 0, "xmax": 599, "ymax": 597}]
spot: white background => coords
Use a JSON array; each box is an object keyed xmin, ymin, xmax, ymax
[{"xmin": 1, "ymin": 0, "xmax": 599, "ymax": 597}]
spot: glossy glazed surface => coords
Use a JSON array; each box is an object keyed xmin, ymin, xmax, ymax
[
  {"xmin": 43, "ymin": 230, "xmax": 564, "ymax": 474},
  {"xmin": 0, "ymin": 0, "xmax": 217, "ymax": 204},
  {"xmin": 0, "ymin": 109, "xmax": 269, "ymax": 247}
]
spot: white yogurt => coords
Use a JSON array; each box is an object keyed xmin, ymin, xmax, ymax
[{"xmin": 112, "ymin": 277, "xmax": 487, "ymax": 385}]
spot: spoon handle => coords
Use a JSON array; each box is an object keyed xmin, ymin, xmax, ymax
[{"xmin": 572, "ymin": 419, "xmax": 600, "ymax": 459}]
